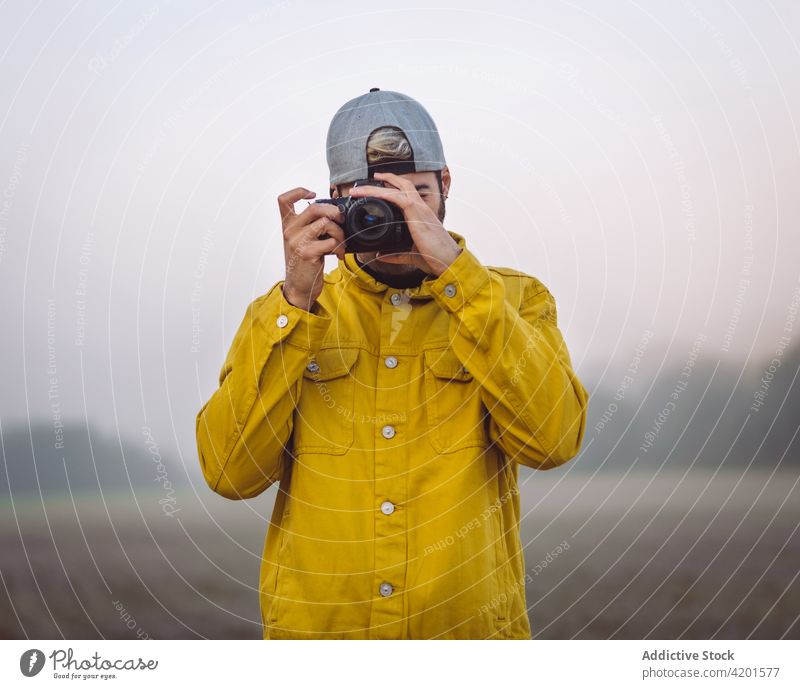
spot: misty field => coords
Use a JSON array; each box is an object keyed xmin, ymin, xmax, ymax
[{"xmin": 1, "ymin": 469, "xmax": 797, "ymax": 639}]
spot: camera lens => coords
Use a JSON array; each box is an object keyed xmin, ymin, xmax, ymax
[
  {"xmin": 350, "ymin": 199, "xmax": 392, "ymax": 247},
  {"xmin": 357, "ymin": 201, "xmax": 387, "ymax": 227}
]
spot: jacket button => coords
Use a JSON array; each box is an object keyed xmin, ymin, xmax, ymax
[
  {"xmin": 390, "ymin": 293, "xmax": 402, "ymax": 306},
  {"xmin": 379, "ymin": 582, "xmax": 393, "ymax": 597},
  {"xmin": 276, "ymin": 314, "xmax": 289, "ymax": 328},
  {"xmin": 384, "ymin": 356, "xmax": 398, "ymax": 369},
  {"xmin": 306, "ymin": 361, "xmax": 320, "ymax": 373},
  {"xmin": 380, "ymin": 500, "xmax": 395, "ymax": 515},
  {"xmin": 444, "ymin": 284, "xmax": 457, "ymax": 298},
  {"xmin": 381, "ymin": 425, "xmax": 396, "ymax": 439}
]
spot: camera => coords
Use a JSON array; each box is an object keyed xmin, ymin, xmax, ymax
[{"xmin": 315, "ymin": 179, "xmax": 412, "ymax": 253}]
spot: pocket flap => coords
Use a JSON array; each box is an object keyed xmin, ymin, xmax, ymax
[
  {"xmin": 424, "ymin": 349, "xmax": 473, "ymax": 381},
  {"xmin": 303, "ymin": 347, "xmax": 359, "ymax": 381}
]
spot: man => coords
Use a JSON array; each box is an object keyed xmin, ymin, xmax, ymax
[{"xmin": 196, "ymin": 88, "xmax": 589, "ymax": 639}]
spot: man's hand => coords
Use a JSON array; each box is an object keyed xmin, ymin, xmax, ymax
[
  {"xmin": 278, "ymin": 187, "xmax": 346, "ymax": 311},
  {"xmin": 347, "ymin": 171, "xmax": 461, "ymax": 277}
]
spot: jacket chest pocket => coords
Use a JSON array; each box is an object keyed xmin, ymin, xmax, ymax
[
  {"xmin": 292, "ymin": 347, "xmax": 359, "ymax": 455},
  {"xmin": 423, "ymin": 348, "xmax": 487, "ymax": 454}
]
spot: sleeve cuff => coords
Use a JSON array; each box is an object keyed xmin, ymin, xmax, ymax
[
  {"xmin": 253, "ymin": 282, "xmax": 332, "ymax": 350},
  {"xmin": 425, "ymin": 246, "xmax": 491, "ymax": 313}
]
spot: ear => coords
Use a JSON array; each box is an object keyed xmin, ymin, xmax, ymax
[{"xmin": 440, "ymin": 166, "xmax": 451, "ymax": 198}]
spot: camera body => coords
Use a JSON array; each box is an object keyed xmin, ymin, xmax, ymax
[{"xmin": 315, "ymin": 179, "xmax": 412, "ymax": 253}]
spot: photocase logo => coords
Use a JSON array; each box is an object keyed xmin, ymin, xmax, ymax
[{"xmin": 20, "ymin": 649, "xmax": 45, "ymax": 677}]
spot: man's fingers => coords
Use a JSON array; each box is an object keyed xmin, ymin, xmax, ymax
[
  {"xmin": 292, "ymin": 200, "xmax": 344, "ymax": 227},
  {"xmin": 302, "ymin": 215, "xmax": 345, "ymax": 246},
  {"xmin": 314, "ymin": 220, "xmax": 345, "ymax": 246},
  {"xmin": 348, "ymin": 183, "xmax": 411, "ymax": 208},
  {"xmin": 283, "ymin": 202, "xmax": 344, "ymax": 237},
  {"xmin": 287, "ymin": 217, "xmax": 345, "ymax": 259},
  {"xmin": 278, "ymin": 187, "xmax": 316, "ymax": 223},
  {"xmin": 305, "ymin": 236, "xmax": 340, "ymax": 259},
  {"xmin": 373, "ymin": 171, "xmax": 415, "ymax": 192}
]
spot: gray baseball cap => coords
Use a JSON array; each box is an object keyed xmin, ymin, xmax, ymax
[{"xmin": 326, "ymin": 88, "xmax": 446, "ymax": 185}]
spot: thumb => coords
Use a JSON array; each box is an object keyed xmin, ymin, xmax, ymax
[
  {"xmin": 376, "ymin": 250, "xmax": 429, "ymax": 272},
  {"xmin": 375, "ymin": 250, "xmax": 416, "ymax": 263},
  {"xmin": 376, "ymin": 254, "xmax": 424, "ymax": 271}
]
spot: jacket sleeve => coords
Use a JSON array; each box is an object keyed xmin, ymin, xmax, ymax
[
  {"xmin": 196, "ymin": 282, "xmax": 332, "ymax": 499},
  {"xmin": 425, "ymin": 247, "xmax": 588, "ymax": 470}
]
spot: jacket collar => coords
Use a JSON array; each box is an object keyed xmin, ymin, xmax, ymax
[{"xmin": 337, "ymin": 230, "xmax": 467, "ymax": 301}]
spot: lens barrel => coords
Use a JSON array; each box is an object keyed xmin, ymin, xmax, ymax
[{"xmin": 347, "ymin": 197, "xmax": 395, "ymax": 248}]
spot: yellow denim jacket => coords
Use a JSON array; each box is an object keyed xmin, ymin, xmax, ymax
[{"xmin": 196, "ymin": 231, "xmax": 588, "ymax": 639}]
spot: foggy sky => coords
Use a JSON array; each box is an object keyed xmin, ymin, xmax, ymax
[{"xmin": 1, "ymin": 0, "xmax": 798, "ymax": 474}]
